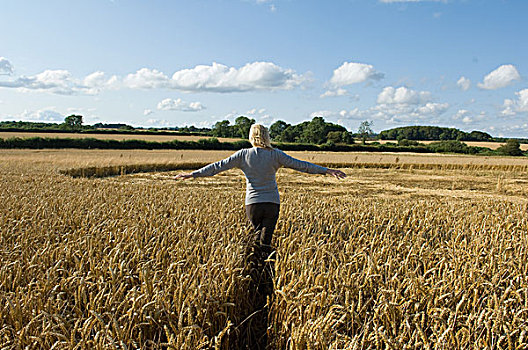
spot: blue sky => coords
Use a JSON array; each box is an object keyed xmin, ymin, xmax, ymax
[{"xmin": 1, "ymin": 0, "xmax": 527, "ymax": 136}]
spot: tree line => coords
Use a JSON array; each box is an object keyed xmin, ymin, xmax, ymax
[
  {"xmin": 212, "ymin": 116, "xmax": 358, "ymax": 145},
  {"xmin": 0, "ymin": 136, "xmax": 525, "ymax": 156},
  {"xmin": 0, "ymin": 117, "xmax": 210, "ymax": 136},
  {"xmin": 379, "ymin": 126, "xmax": 492, "ymax": 141},
  {"xmin": 2, "ymin": 115, "xmax": 526, "ymax": 156}
]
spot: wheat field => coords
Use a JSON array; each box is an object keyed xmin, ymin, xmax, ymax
[{"xmin": 1, "ymin": 149, "xmax": 528, "ymax": 349}]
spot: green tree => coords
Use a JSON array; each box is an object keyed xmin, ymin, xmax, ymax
[
  {"xmin": 212, "ymin": 120, "xmax": 235, "ymax": 138},
  {"xmin": 63, "ymin": 115, "xmax": 83, "ymax": 130},
  {"xmin": 302, "ymin": 117, "xmax": 327, "ymax": 144},
  {"xmin": 269, "ymin": 120, "xmax": 290, "ymax": 141},
  {"xmin": 398, "ymin": 139, "xmax": 419, "ymax": 146},
  {"xmin": 326, "ymin": 131, "xmax": 343, "ymax": 144},
  {"xmin": 341, "ymin": 131, "xmax": 354, "ymax": 144},
  {"xmin": 278, "ymin": 126, "xmax": 298, "ymax": 143},
  {"xmin": 358, "ymin": 120, "xmax": 373, "ymax": 144},
  {"xmin": 466, "ymin": 131, "xmax": 492, "ymax": 141},
  {"xmin": 426, "ymin": 140, "xmax": 473, "ymax": 154},
  {"xmin": 234, "ymin": 116, "xmax": 255, "ymax": 138},
  {"xmin": 497, "ymin": 139, "xmax": 523, "ymax": 156}
]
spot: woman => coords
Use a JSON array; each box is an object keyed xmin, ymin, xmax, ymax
[{"xmin": 176, "ymin": 124, "xmax": 346, "ymax": 251}]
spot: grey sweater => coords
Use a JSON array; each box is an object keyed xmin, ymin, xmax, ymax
[{"xmin": 191, "ymin": 147, "xmax": 328, "ymax": 204}]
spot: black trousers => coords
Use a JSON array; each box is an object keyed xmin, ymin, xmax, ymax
[{"xmin": 245, "ymin": 202, "xmax": 280, "ymax": 247}]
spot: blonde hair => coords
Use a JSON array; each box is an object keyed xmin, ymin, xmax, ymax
[{"xmin": 249, "ymin": 124, "xmax": 272, "ymax": 149}]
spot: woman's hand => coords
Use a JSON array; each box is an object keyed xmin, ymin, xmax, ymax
[
  {"xmin": 326, "ymin": 169, "xmax": 346, "ymax": 179},
  {"xmin": 175, "ymin": 173, "xmax": 194, "ymax": 180}
]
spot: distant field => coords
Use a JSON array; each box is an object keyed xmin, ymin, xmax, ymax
[
  {"xmin": 370, "ymin": 139, "xmax": 528, "ymax": 150},
  {"xmin": 0, "ymin": 131, "xmax": 242, "ymax": 143},
  {"xmin": 3, "ymin": 149, "xmax": 528, "ymax": 173}
]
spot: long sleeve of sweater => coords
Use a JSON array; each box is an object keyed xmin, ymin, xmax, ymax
[
  {"xmin": 277, "ymin": 150, "xmax": 328, "ymax": 174},
  {"xmin": 191, "ymin": 151, "xmax": 242, "ymax": 178}
]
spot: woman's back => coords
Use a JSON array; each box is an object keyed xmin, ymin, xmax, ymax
[
  {"xmin": 238, "ymin": 147, "xmax": 282, "ymax": 204},
  {"xmin": 191, "ymin": 147, "xmax": 328, "ymax": 204}
]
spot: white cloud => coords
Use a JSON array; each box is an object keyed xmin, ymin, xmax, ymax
[
  {"xmin": 308, "ymin": 97, "xmax": 449, "ymax": 129},
  {"xmin": 501, "ymin": 88, "xmax": 528, "ymax": 116},
  {"xmin": 320, "ymin": 88, "xmax": 348, "ymax": 98},
  {"xmin": 370, "ymin": 103, "xmax": 448, "ymax": 124},
  {"xmin": 452, "ymin": 109, "xmax": 486, "ymax": 124},
  {"xmin": 328, "ymin": 62, "xmax": 383, "ymax": 87},
  {"xmin": 310, "ymin": 86, "xmax": 448, "ymax": 127},
  {"xmin": 144, "ymin": 109, "xmax": 153, "ymax": 116},
  {"xmin": 145, "ymin": 119, "xmax": 173, "ymax": 127},
  {"xmin": 0, "ymin": 58, "xmax": 84, "ymax": 94},
  {"xmin": 377, "ymin": 86, "xmax": 431, "ymax": 104},
  {"xmin": 416, "ymin": 102, "xmax": 449, "ymax": 115},
  {"xmin": 67, "ymin": 107, "xmax": 96, "ymax": 114},
  {"xmin": 0, "ymin": 66, "xmax": 117, "ymax": 95},
  {"xmin": 246, "ymin": 108, "xmax": 268, "ymax": 116},
  {"xmin": 337, "ymin": 100, "xmax": 449, "ymax": 125},
  {"xmin": 484, "ymin": 123, "xmax": 528, "ymax": 137},
  {"xmin": 245, "ymin": 107, "xmax": 272, "ymax": 124},
  {"xmin": 171, "ymin": 61, "xmax": 306, "ymax": 92},
  {"xmin": 515, "ymin": 89, "xmax": 528, "ymax": 112},
  {"xmin": 210, "ymin": 110, "xmax": 240, "ymax": 123},
  {"xmin": 309, "ymin": 108, "xmax": 360, "ymax": 122},
  {"xmin": 339, "ymin": 108, "xmax": 360, "ymax": 118},
  {"xmin": 257, "ymin": 114, "xmax": 273, "ymax": 124},
  {"xmin": 83, "ymin": 71, "xmax": 107, "ymax": 87},
  {"xmin": 157, "ymin": 98, "xmax": 205, "ymax": 112},
  {"xmin": 124, "ymin": 68, "xmax": 170, "ymax": 89},
  {"xmin": 83, "ymin": 71, "xmax": 119, "ymax": 94},
  {"xmin": 0, "ymin": 57, "xmax": 14, "ymax": 75},
  {"xmin": 452, "ymin": 109, "xmax": 473, "ymax": 124},
  {"xmin": 0, "ymin": 69, "xmax": 79, "ymax": 95},
  {"xmin": 17, "ymin": 108, "xmax": 65, "ymax": 122},
  {"xmin": 1, "ymin": 60, "xmax": 306, "ymax": 95},
  {"xmin": 462, "ymin": 116, "xmax": 473, "ymax": 124},
  {"xmin": 310, "ymin": 110, "xmax": 339, "ymax": 119},
  {"xmin": 501, "ymin": 99, "xmax": 516, "ymax": 117},
  {"xmin": 477, "ymin": 64, "xmax": 521, "ymax": 90},
  {"xmin": 453, "ymin": 109, "xmax": 469, "ymax": 119},
  {"xmin": 457, "ymin": 76, "xmax": 471, "ymax": 91}
]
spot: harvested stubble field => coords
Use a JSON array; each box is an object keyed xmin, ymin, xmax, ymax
[{"xmin": 1, "ymin": 149, "xmax": 528, "ymax": 349}]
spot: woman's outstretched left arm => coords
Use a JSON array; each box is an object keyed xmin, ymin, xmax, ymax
[{"xmin": 278, "ymin": 149, "xmax": 346, "ymax": 179}]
